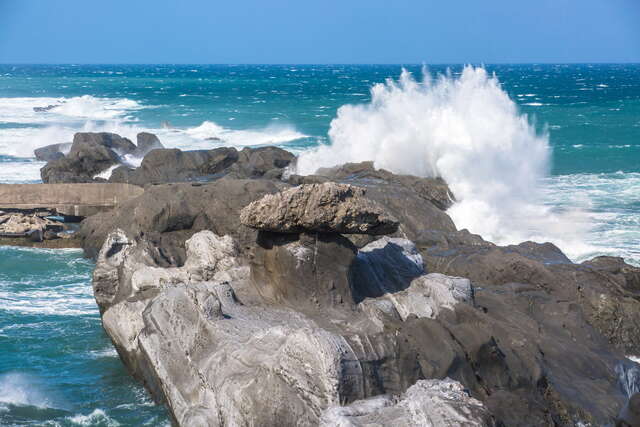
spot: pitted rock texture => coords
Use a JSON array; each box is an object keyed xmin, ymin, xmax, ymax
[{"xmin": 240, "ymin": 183, "xmax": 399, "ymax": 235}]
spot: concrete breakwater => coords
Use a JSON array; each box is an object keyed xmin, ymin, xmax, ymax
[{"xmin": 0, "ymin": 183, "xmax": 144, "ymax": 217}]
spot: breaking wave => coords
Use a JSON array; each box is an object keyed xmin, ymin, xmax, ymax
[
  {"xmin": 0, "ymin": 95, "xmax": 143, "ymax": 124},
  {"xmin": 297, "ymin": 66, "xmax": 593, "ymax": 259}
]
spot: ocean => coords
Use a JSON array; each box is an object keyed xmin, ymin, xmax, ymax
[{"xmin": 0, "ymin": 64, "xmax": 638, "ymax": 425}]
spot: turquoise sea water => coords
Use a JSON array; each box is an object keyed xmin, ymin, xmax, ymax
[{"xmin": 0, "ymin": 64, "xmax": 638, "ymax": 425}]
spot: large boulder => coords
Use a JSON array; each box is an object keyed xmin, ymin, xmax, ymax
[
  {"xmin": 230, "ymin": 146, "xmax": 296, "ymax": 179},
  {"xmin": 132, "ymin": 132, "xmax": 164, "ymax": 158},
  {"xmin": 240, "ymin": 183, "xmax": 399, "ymax": 235},
  {"xmin": 40, "ymin": 132, "xmax": 135, "ymax": 183}
]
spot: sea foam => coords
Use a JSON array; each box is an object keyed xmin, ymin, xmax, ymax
[{"xmin": 297, "ymin": 66, "xmax": 592, "ymax": 258}]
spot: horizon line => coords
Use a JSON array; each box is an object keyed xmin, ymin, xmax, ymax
[{"xmin": 1, "ymin": 62, "xmax": 640, "ymax": 66}]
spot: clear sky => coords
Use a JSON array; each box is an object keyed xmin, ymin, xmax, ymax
[{"xmin": 1, "ymin": 0, "xmax": 639, "ymax": 64}]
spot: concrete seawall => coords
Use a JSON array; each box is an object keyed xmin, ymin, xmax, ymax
[{"xmin": 0, "ymin": 183, "xmax": 144, "ymax": 217}]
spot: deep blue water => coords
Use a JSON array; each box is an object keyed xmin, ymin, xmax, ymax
[{"xmin": 0, "ymin": 64, "xmax": 638, "ymax": 425}]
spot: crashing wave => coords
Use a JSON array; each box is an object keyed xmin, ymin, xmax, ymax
[{"xmin": 297, "ymin": 66, "xmax": 594, "ymax": 259}]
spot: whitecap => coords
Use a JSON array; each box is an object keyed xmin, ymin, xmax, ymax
[
  {"xmin": 0, "ymin": 372, "xmax": 60, "ymax": 409},
  {"xmin": 67, "ymin": 408, "xmax": 121, "ymax": 426}
]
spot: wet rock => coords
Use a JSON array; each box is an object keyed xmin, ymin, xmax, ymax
[
  {"xmin": 230, "ymin": 146, "xmax": 295, "ymax": 178},
  {"xmin": 40, "ymin": 132, "xmax": 135, "ymax": 183},
  {"xmin": 110, "ymin": 146, "xmax": 295, "ymax": 185},
  {"xmin": 240, "ymin": 183, "xmax": 399, "ymax": 235},
  {"xmin": 132, "ymin": 132, "xmax": 164, "ymax": 158},
  {"xmin": 34, "ymin": 142, "xmax": 72, "ymax": 161}
]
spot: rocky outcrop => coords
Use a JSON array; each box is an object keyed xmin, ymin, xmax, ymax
[
  {"xmin": 132, "ymin": 132, "xmax": 164, "ymax": 158},
  {"xmin": 320, "ymin": 378, "xmax": 494, "ymax": 426},
  {"xmin": 40, "ymin": 132, "xmax": 135, "ymax": 183},
  {"xmin": 109, "ymin": 146, "xmax": 295, "ymax": 185},
  {"xmin": 39, "ymin": 132, "xmax": 161, "ymax": 183},
  {"xmin": 0, "ymin": 211, "xmax": 66, "ymax": 241},
  {"xmin": 109, "ymin": 147, "xmax": 240, "ymax": 185},
  {"xmin": 93, "ymin": 227, "xmax": 487, "ymax": 426},
  {"xmin": 34, "ymin": 142, "xmax": 72, "ymax": 162},
  {"xmin": 240, "ymin": 183, "xmax": 399, "ymax": 235},
  {"xmin": 83, "ymin": 157, "xmax": 639, "ymax": 425},
  {"xmin": 78, "ymin": 178, "xmax": 287, "ymax": 262},
  {"xmin": 418, "ymin": 229, "xmax": 640, "ymax": 355}
]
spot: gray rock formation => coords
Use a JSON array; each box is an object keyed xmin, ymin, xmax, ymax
[
  {"xmin": 240, "ymin": 183, "xmax": 399, "ymax": 235},
  {"xmin": 40, "ymin": 132, "xmax": 135, "ymax": 183},
  {"xmin": 132, "ymin": 132, "xmax": 164, "ymax": 158},
  {"xmin": 79, "ymin": 178, "xmax": 287, "ymax": 261},
  {"xmin": 320, "ymin": 378, "xmax": 494, "ymax": 427},
  {"xmin": 109, "ymin": 146, "xmax": 295, "ymax": 185},
  {"xmin": 39, "ymin": 132, "xmax": 163, "ymax": 183},
  {"xmin": 82, "ymin": 157, "xmax": 639, "ymax": 425},
  {"xmin": 34, "ymin": 142, "xmax": 72, "ymax": 162},
  {"xmin": 93, "ymin": 228, "xmax": 483, "ymax": 426}
]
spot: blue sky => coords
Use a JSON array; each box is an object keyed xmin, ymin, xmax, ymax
[{"xmin": 0, "ymin": 0, "xmax": 639, "ymax": 63}]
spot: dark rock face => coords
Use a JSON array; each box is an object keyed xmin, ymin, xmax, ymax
[
  {"xmin": 133, "ymin": 132, "xmax": 164, "ymax": 158},
  {"xmin": 109, "ymin": 148, "xmax": 239, "ymax": 185},
  {"xmin": 231, "ymin": 146, "xmax": 296, "ymax": 179},
  {"xmin": 109, "ymin": 146, "xmax": 295, "ymax": 185},
  {"xmin": 40, "ymin": 132, "xmax": 136, "ymax": 183},
  {"xmin": 34, "ymin": 142, "xmax": 72, "ymax": 162},
  {"xmin": 39, "ymin": 132, "xmax": 161, "ymax": 183},
  {"xmin": 79, "ymin": 178, "xmax": 288, "ymax": 262},
  {"xmin": 419, "ymin": 229, "xmax": 640, "ymax": 355},
  {"xmin": 82, "ymin": 155, "xmax": 639, "ymax": 425}
]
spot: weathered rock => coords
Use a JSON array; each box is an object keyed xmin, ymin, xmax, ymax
[
  {"xmin": 110, "ymin": 146, "xmax": 295, "ymax": 185},
  {"xmin": 79, "ymin": 178, "xmax": 287, "ymax": 262},
  {"xmin": 84, "ymin": 161, "xmax": 639, "ymax": 425},
  {"xmin": 132, "ymin": 132, "xmax": 164, "ymax": 158},
  {"xmin": 314, "ymin": 161, "xmax": 454, "ymax": 211},
  {"xmin": 320, "ymin": 378, "xmax": 494, "ymax": 426},
  {"xmin": 34, "ymin": 142, "xmax": 71, "ymax": 161},
  {"xmin": 40, "ymin": 132, "xmax": 134, "ymax": 183},
  {"xmin": 0, "ymin": 212, "xmax": 64, "ymax": 238},
  {"xmin": 250, "ymin": 232, "xmax": 358, "ymax": 309},
  {"xmin": 230, "ymin": 146, "xmax": 295, "ymax": 178},
  {"xmin": 109, "ymin": 147, "xmax": 239, "ymax": 185},
  {"xmin": 240, "ymin": 183, "xmax": 399, "ymax": 235},
  {"xmin": 419, "ymin": 229, "xmax": 640, "ymax": 355}
]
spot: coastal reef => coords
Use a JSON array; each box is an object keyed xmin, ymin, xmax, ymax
[{"xmin": 30, "ymin": 132, "xmax": 640, "ymax": 425}]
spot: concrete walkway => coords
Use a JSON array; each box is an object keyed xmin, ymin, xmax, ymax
[{"xmin": 0, "ymin": 183, "xmax": 144, "ymax": 217}]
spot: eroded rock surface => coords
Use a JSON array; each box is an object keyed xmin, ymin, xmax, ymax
[
  {"xmin": 85, "ymin": 154, "xmax": 638, "ymax": 426},
  {"xmin": 240, "ymin": 183, "xmax": 399, "ymax": 235}
]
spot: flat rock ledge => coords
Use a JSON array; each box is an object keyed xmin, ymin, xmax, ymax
[{"xmin": 240, "ymin": 182, "xmax": 399, "ymax": 235}]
